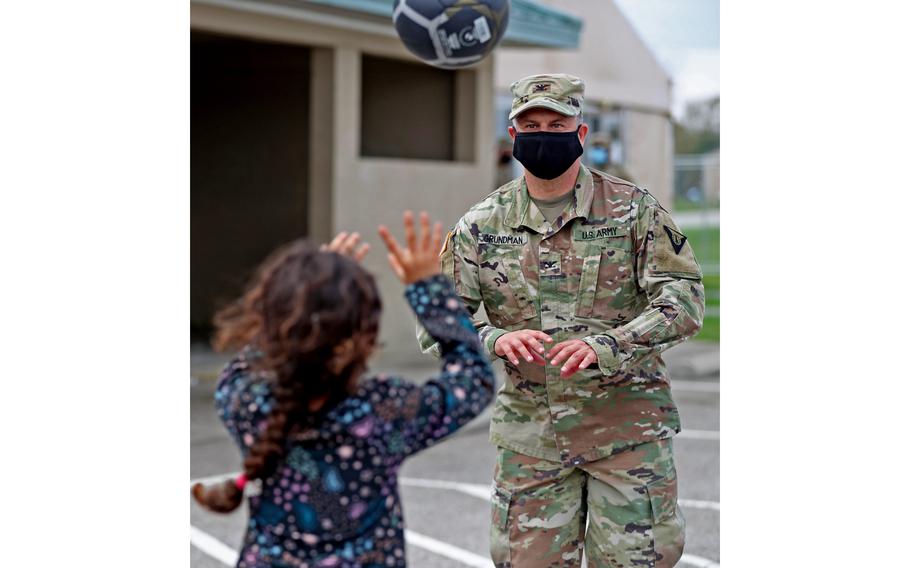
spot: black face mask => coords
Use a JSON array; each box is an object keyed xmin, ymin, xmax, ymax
[{"xmin": 512, "ymin": 127, "xmax": 584, "ymax": 180}]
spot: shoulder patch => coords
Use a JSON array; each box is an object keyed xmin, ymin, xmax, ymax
[
  {"xmin": 663, "ymin": 225, "xmax": 687, "ymax": 255},
  {"xmin": 650, "ymin": 210, "xmax": 701, "ymax": 279}
]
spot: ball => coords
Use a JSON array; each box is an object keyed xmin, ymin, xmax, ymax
[{"xmin": 392, "ymin": 0, "xmax": 510, "ymax": 69}]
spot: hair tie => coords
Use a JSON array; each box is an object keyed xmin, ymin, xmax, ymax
[{"xmin": 235, "ymin": 473, "xmax": 248, "ymax": 491}]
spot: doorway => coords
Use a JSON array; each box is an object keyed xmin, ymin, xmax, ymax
[{"xmin": 191, "ymin": 30, "xmax": 311, "ymax": 337}]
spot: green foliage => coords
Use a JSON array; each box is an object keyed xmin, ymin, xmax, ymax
[
  {"xmin": 673, "ymin": 96, "xmax": 720, "ymax": 155},
  {"xmin": 673, "ymin": 122, "xmax": 720, "ymax": 155},
  {"xmin": 695, "ymin": 315, "xmax": 719, "ymax": 342},
  {"xmin": 687, "ymin": 227, "xmax": 719, "ymax": 342},
  {"xmin": 688, "ymin": 228, "xmax": 720, "ymax": 270}
]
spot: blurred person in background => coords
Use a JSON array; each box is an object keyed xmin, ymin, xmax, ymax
[
  {"xmin": 193, "ymin": 212, "xmax": 494, "ymax": 567},
  {"xmin": 589, "ymin": 132, "xmax": 634, "ymax": 183},
  {"xmin": 419, "ymin": 73, "xmax": 704, "ymax": 567}
]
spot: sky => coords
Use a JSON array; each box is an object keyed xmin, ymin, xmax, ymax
[{"xmin": 613, "ymin": 0, "xmax": 719, "ymax": 118}]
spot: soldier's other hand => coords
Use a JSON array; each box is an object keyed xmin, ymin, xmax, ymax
[
  {"xmin": 494, "ymin": 330, "xmax": 553, "ymax": 366},
  {"xmin": 321, "ymin": 231, "xmax": 370, "ymax": 261},
  {"xmin": 548, "ymin": 340, "xmax": 598, "ymax": 378},
  {"xmin": 378, "ymin": 211, "xmax": 443, "ymax": 285}
]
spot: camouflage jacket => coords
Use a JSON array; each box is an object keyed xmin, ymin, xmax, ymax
[{"xmin": 418, "ymin": 165, "xmax": 705, "ymax": 465}]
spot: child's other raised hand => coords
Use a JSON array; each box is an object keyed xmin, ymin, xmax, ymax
[
  {"xmin": 321, "ymin": 231, "xmax": 370, "ymax": 262},
  {"xmin": 378, "ymin": 211, "xmax": 443, "ymax": 285}
]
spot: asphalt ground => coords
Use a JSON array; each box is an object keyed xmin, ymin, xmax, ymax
[{"xmin": 191, "ymin": 345, "xmax": 719, "ymax": 568}]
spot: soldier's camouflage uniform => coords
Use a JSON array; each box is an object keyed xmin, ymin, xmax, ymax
[{"xmin": 419, "ymin": 74, "xmax": 705, "ymax": 568}]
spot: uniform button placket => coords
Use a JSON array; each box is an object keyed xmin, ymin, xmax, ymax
[{"xmin": 539, "ymin": 231, "xmax": 569, "ymax": 459}]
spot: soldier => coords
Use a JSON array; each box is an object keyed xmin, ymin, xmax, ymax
[
  {"xmin": 588, "ymin": 132, "xmax": 635, "ymax": 183},
  {"xmin": 418, "ymin": 73, "xmax": 705, "ymax": 567}
]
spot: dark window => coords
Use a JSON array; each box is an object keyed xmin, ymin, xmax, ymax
[{"xmin": 360, "ymin": 55, "xmax": 456, "ymax": 161}]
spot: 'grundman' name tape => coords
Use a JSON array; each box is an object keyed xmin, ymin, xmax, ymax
[{"xmin": 479, "ymin": 233, "xmax": 527, "ymax": 245}]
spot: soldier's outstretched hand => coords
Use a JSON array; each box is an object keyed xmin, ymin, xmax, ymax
[
  {"xmin": 548, "ymin": 339, "xmax": 598, "ymax": 378},
  {"xmin": 378, "ymin": 211, "xmax": 443, "ymax": 285},
  {"xmin": 494, "ymin": 330, "xmax": 553, "ymax": 366},
  {"xmin": 321, "ymin": 231, "xmax": 370, "ymax": 261}
]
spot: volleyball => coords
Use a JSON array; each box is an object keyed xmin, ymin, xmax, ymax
[{"xmin": 392, "ymin": 0, "xmax": 510, "ymax": 69}]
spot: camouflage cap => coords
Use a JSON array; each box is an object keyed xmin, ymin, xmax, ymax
[{"xmin": 508, "ymin": 73, "xmax": 585, "ymax": 121}]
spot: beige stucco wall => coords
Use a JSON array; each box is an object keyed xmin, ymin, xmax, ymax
[
  {"xmin": 621, "ymin": 109, "xmax": 674, "ymax": 207},
  {"xmin": 494, "ymin": 0, "xmax": 672, "ymax": 112},
  {"xmin": 329, "ymin": 48, "xmax": 496, "ymax": 363},
  {"xmin": 192, "ymin": 2, "xmax": 496, "ymax": 364}
]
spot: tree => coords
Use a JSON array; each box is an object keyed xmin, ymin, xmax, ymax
[{"xmin": 674, "ymin": 96, "xmax": 719, "ymax": 155}]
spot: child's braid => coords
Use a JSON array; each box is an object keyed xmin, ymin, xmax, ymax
[{"xmin": 193, "ymin": 240, "xmax": 381, "ymax": 513}]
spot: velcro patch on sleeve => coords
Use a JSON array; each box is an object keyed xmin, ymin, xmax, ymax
[
  {"xmin": 663, "ymin": 225, "xmax": 687, "ymax": 254},
  {"xmin": 651, "ymin": 213, "xmax": 701, "ymax": 278}
]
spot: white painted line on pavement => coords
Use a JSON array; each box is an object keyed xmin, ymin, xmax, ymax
[
  {"xmin": 675, "ymin": 210, "xmax": 720, "ymax": 229},
  {"xmin": 400, "ymin": 477, "xmax": 720, "ymax": 512},
  {"xmin": 583, "ymin": 552, "xmax": 719, "ymax": 568},
  {"xmin": 190, "ymin": 521, "xmax": 493, "ymax": 568},
  {"xmin": 405, "ymin": 529, "xmax": 494, "ymax": 567},
  {"xmin": 400, "ymin": 476, "xmax": 491, "ymax": 500},
  {"xmin": 676, "ymin": 429, "xmax": 720, "ymax": 441},
  {"xmin": 192, "ymin": 475, "xmax": 721, "ymax": 511},
  {"xmin": 190, "ymin": 525, "xmax": 238, "ymax": 566},
  {"xmin": 678, "ymin": 498, "xmax": 721, "ymax": 512},
  {"xmin": 672, "ymin": 380, "xmax": 720, "ymax": 393},
  {"xmin": 191, "ymin": 471, "xmax": 236, "ymax": 486},
  {"xmin": 192, "ymin": 477, "xmax": 718, "ymax": 567},
  {"xmin": 680, "ymin": 553, "xmax": 721, "ymax": 568}
]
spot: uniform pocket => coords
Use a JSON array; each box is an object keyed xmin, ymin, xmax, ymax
[
  {"xmin": 490, "ymin": 485, "xmax": 512, "ymax": 566},
  {"xmin": 479, "ymin": 248, "xmax": 536, "ymax": 328},
  {"xmin": 575, "ymin": 241, "xmax": 633, "ymax": 319},
  {"xmin": 645, "ymin": 468, "xmax": 678, "ymax": 524},
  {"xmin": 645, "ymin": 468, "xmax": 685, "ymax": 567}
]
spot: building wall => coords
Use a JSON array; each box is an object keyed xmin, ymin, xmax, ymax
[
  {"xmin": 329, "ymin": 48, "xmax": 496, "ymax": 364},
  {"xmin": 621, "ymin": 109, "xmax": 674, "ymax": 207},
  {"xmin": 494, "ymin": 0, "xmax": 672, "ymax": 111}
]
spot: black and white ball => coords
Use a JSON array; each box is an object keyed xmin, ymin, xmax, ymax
[{"xmin": 392, "ymin": 0, "xmax": 510, "ymax": 69}]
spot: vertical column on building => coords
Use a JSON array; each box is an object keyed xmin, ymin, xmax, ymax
[{"xmin": 309, "ymin": 47, "xmax": 336, "ymax": 244}]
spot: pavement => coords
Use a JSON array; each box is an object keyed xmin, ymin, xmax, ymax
[
  {"xmin": 191, "ymin": 341, "xmax": 719, "ymax": 567},
  {"xmin": 674, "ymin": 209, "xmax": 719, "ymax": 229}
]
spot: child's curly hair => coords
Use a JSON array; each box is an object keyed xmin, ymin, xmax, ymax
[{"xmin": 192, "ymin": 239, "xmax": 381, "ymax": 512}]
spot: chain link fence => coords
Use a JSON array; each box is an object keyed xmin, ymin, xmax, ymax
[{"xmin": 674, "ymin": 154, "xmax": 719, "ymax": 341}]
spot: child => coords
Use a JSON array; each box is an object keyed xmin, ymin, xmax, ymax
[{"xmin": 192, "ymin": 212, "xmax": 494, "ymax": 568}]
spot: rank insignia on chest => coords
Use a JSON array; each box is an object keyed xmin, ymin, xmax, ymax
[
  {"xmin": 663, "ymin": 225, "xmax": 687, "ymax": 254},
  {"xmin": 478, "ymin": 233, "xmax": 527, "ymax": 246}
]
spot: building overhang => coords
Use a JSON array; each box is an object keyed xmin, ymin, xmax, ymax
[{"xmin": 192, "ymin": 0, "xmax": 583, "ymax": 49}]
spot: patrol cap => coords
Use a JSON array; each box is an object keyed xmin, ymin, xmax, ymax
[{"xmin": 508, "ymin": 73, "xmax": 585, "ymax": 121}]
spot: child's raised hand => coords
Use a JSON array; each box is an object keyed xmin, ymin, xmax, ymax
[
  {"xmin": 378, "ymin": 211, "xmax": 443, "ymax": 284},
  {"xmin": 321, "ymin": 231, "xmax": 370, "ymax": 262}
]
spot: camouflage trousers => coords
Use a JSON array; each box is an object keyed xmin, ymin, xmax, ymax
[{"xmin": 490, "ymin": 439, "xmax": 685, "ymax": 568}]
